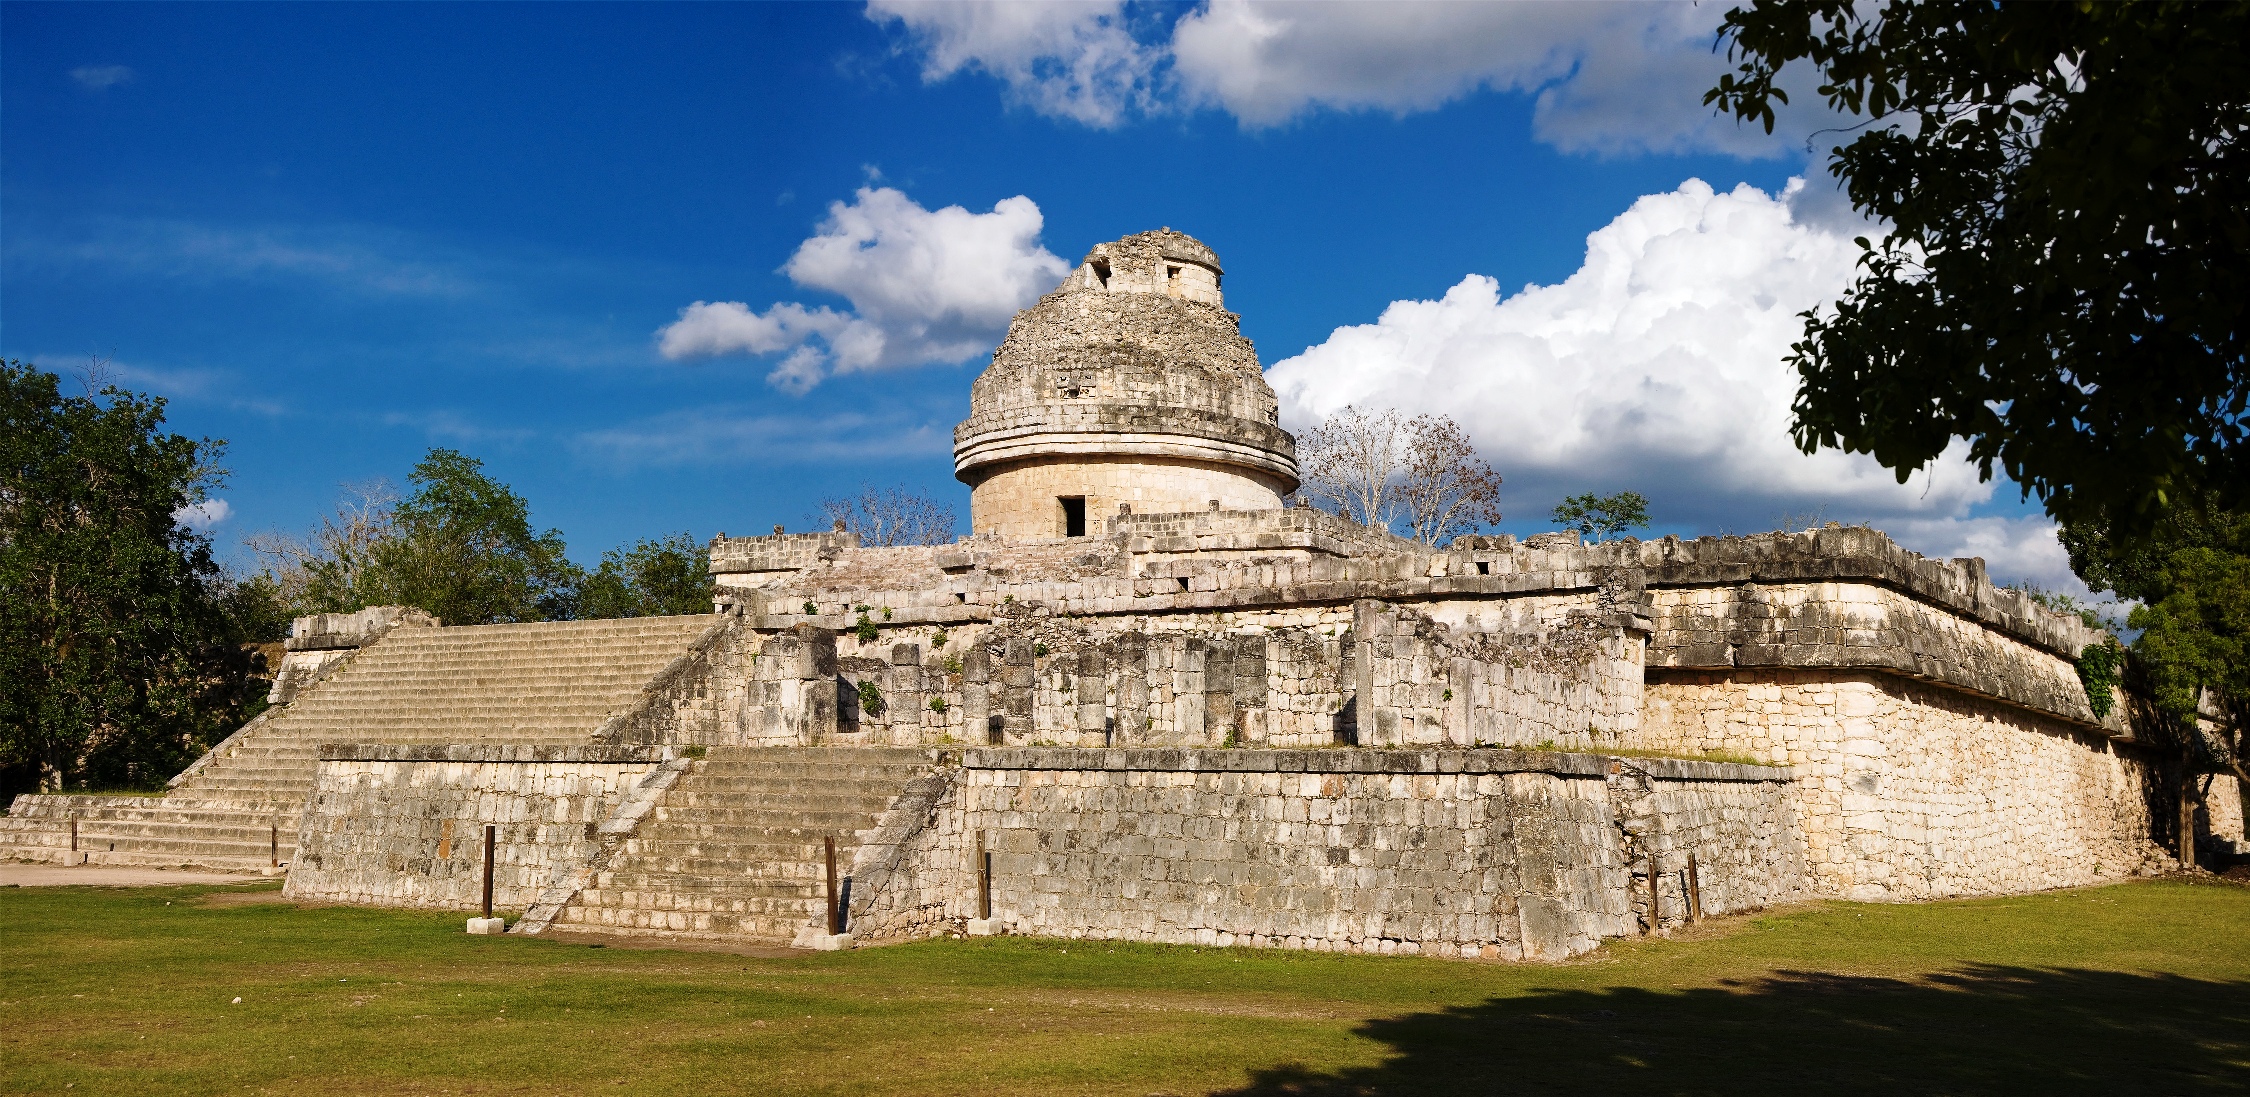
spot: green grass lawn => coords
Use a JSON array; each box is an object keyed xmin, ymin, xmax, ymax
[{"xmin": 3, "ymin": 879, "xmax": 2247, "ymax": 1096}]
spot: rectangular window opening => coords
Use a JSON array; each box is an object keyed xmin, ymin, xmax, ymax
[
  {"xmin": 1060, "ymin": 496, "xmax": 1087, "ymax": 538},
  {"xmin": 1090, "ymin": 259, "xmax": 1111, "ymax": 289},
  {"xmin": 1475, "ymin": 561, "xmax": 1490, "ymax": 576},
  {"xmin": 1176, "ymin": 576, "xmax": 1190, "ymax": 592}
]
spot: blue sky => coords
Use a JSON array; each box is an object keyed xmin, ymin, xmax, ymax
[{"xmin": 3, "ymin": 2, "xmax": 2078, "ymax": 591}]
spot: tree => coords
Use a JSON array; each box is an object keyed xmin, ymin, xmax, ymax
[
  {"xmin": 1297, "ymin": 407, "xmax": 1503, "ymax": 545},
  {"xmin": 1551, "ymin": 492, "xmax": 1650, "ymax": 543},
  {"xmin": 1297, "ymin": 406, "xmax": 1406, "ymax": 531},
  {"xmin": 255, "ymin": 450, "xmax": 580, "ymax": 625},
  {"xmin": 0, "ymin": 361, "xmax": 266, "ymax": 794},
  {"xmin": 2061, "ymin": 497, "xmax": 2249, "ymax": 788},
  {"xmin": 814, "ymin": 485, "xmax": 958, "ymax": 547},
  {"xmin": 577, "ymin": 533, "xmax": 713, "ymax": 618},
  {"xmin": 1708, "ymin": 1, "xmax": 2250, "ymax": 534},
  {"xmin": 372, "ymin": 449, "xmax": 579, "ymax": 624},
  {"xmin": 1395, "ymin": 415, "xmax": 1505, "ymax": 547},
  {"xmin": 243, "ymin": 479, "xmax": 399, "ymax": 618}
]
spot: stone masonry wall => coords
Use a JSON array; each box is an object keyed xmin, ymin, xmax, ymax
[
  {"xmin": 1352, "ymin": 599, "xmax": 1645, "ymax": 750},
  {"xmin": 845, "ymin": 748, "xmax": 1805, "ymax": 959},
  {"xmin": 285, "ymin": 745, "xmax": 666, "ymax": 911},
  {"xmin": 1640, "ymin": 669, "xmax": 2164, "ymax": 900}
]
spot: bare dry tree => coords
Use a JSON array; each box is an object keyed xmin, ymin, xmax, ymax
[
  {"xmin": 814, "ymin": 485, "xmax": 959, "ymax": 547},
  {"xmin": 1296, "ymin": 407, "xmax": 1502, "ymax": 545},
  {"xmin": 1296, "ymin": 405, "xmax": 1408, "ymax": 530},
  {"xmin": 243, "ymin": 479, "xmax": 400, "ymax": 610},
  {"xmin": 1396, "ymin": 414, "xmax": 1503, "ymax": 546}
]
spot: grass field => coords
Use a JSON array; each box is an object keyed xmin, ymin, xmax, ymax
[{"xmin": 3, "ymin": 878, "xmax": 2247, "ymax": 1096}]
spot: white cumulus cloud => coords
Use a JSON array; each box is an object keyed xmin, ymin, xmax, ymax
[
  {"xmin": 1265, "ymin": 177, "xmax": 2079, "ymax": 591},
  {"xmin": 174, "ymin": 499, "xmax": 231, "ymax": 530},
  {"xmin": 658, "ymin": 187, "xmax": 1069, "ymax": 393},
  {"xmin": 868, "ymin": 0, "xmax": 1160, "ymax": 127},
  {"xmin": 870, "ymin": 0, "xmax": 1830, "ymax": 156}
]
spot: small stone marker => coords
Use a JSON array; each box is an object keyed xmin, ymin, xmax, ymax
[{"xmin": 466, "ymin": 917, "xmax": 506, "ymax": 935}]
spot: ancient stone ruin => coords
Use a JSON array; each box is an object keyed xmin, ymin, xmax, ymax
[{"xmin": 6, "ymin": 228, "xmax": 2243, "ymax": 959}]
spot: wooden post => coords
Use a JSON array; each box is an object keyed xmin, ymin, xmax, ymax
[
  {"xmin": 2180, "ymin": 772, "xmax": 2198, "ymax": 871},
  {"xmin": 977, "ymin": 834, "xmax": 992, "ymax": 920},
  {"xmin": 1646, "ymin": 857, "xmax": 1662, "ymax": 934},
  {"xmin": 70, "ymin": 815, "xmax": 78, "ymax": 853},
  {"xmin": 482, "ymin": 825, "xmax": 496, "ymax": 919},
  {"xmin": 1686, "ymin": 853, "xmax": 1703, "ymax": 923},
  {"xmin": 270, "ymin": 822, "xmax": 279, "ymax": 870},
  {"xmin": 825, "ymin": 836, "xmax": 842, "ymax": 935}
]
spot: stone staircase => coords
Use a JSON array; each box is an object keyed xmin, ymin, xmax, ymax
[
  {"xmin": 552, "ymin": 747, "xmax": 936, "ymax": 941},
  {"xmin": 0, "ymin": 615, "xmax": 726, "ymax": 872}
]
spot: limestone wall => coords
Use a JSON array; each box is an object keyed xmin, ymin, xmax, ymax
[
  {"xmin": 1640, "ymin": 670, "xmax": 2165, "ymax": 900},
  {"xmin": 682, "ymin": 524, "xmax": 2184, "ymax": 907},
  {"xmin": 1351, "ymin": 600, "xmax": 1645, "ymax": 750},
  {"xmin": 285, "ymin": 745, "xmax": 666, "ymax": 911},
  {"xmin": 845, "ymin": 748, "xmax": 1805, "ymax": 959},
  {"xmin": 2204, "ymin": 773, "xmax": 2248, "ymax": 857}
]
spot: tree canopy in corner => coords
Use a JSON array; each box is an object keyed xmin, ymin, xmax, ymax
[
  {"xmin": 1709, "ymin": 0, "xmax": 2248, "ymax": 533},
  {"xmin": 0, "ymin": 361, "xmax": 265, "ymax": 792}
]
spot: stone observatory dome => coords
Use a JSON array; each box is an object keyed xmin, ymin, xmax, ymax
[{"xmin": 953, "ymin": 228, "xmax": 1299, "ymax": 541}]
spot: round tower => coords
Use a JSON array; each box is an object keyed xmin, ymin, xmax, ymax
[{"xmin": 953, "ymin": 229, "xmax": 1299, "ymax": 540}]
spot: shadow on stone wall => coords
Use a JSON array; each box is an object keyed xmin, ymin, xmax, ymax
[{"xmin": 1215, "ymin": 965, "xmax": 2249, "ymax": 1095}]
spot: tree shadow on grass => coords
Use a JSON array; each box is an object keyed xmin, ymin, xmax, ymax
[{"xmin": 1218, "ymin": 966, "xmax": 2250, "ymax": 1096}]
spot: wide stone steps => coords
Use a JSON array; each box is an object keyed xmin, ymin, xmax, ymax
[
  {"xmin": 0, "ymin": 614, "xmax": 723, "ymax": 871},
  {"xmin": 555, "ymin": 747, "xmax": 936, "ymax": 943},
  {"xmin": 0, "ymin": 817, "xmax": 295, "ymax": 871},
  {"xmin": 5, "ymin": 800, "xmax": 298, "ymax": 828},
  {"xmin": 578, "ymin": 888, "xmax": 828, "ymax": 913},
  {"xmin": 596, "ymin": 858, "xmax": 843, "ymax": 882}
]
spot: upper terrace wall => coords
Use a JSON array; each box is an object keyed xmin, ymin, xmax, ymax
[{"xmin": 708, "ymin": 522, "xmax": 2116, "ymax": 741}]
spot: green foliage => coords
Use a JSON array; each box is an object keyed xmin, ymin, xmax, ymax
[
  {"xmin": 364, "ymin": 449, "xmax": 578, "ymax": 624},
  {"xmin": 2076, "ymin": 641, "xmax": 2125, "ymax": 720},
  {"xmin": 942, "ymin": 655, "xmax": 962, "ymax": 675},
  {"xmin": 576, "ymin": 532, "xmax": 711, "ymax": 619},
  {"xmin": 928, "ymin": 697, "xmax": 947, "ymax": 713},
  {"xmin": 288, "ymin": 449, "xmax": 576, "ymax": 625},
  {"xmin": 856, "ymin": 679, "xmax": 886, "ymax": 718},
  {"xmin": 1550, "ymin": 492, "xmax": 1650, "ymax": 542},
  {"xmin": 2061, "ymin": 494, "xmax": 2249, "ymax": 779},
  {"xmin": 2005, "ymin": 582, "xmax": 2110, "ymax": 631},
  {"xmin": 0, "ymin": 361, "xmax": 267, "ymax": 793},
  {"xmin": 931, "ymin": 626, "xmax": 948, "ymax": 648},
  {"xmin": 1709, "ymin": 1, "xmax": 2250, "ymax": 532},
  {"xmin": 1033, "ymin": 642, "xmax": 1049, "ymax": 657},
  {"xmin": 804, "ymin": 601, "xmax": 818, "ymax": 616},
  {"xmin": 854, "ymin": 613, "xmax": 879, "ymax": 643}
]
